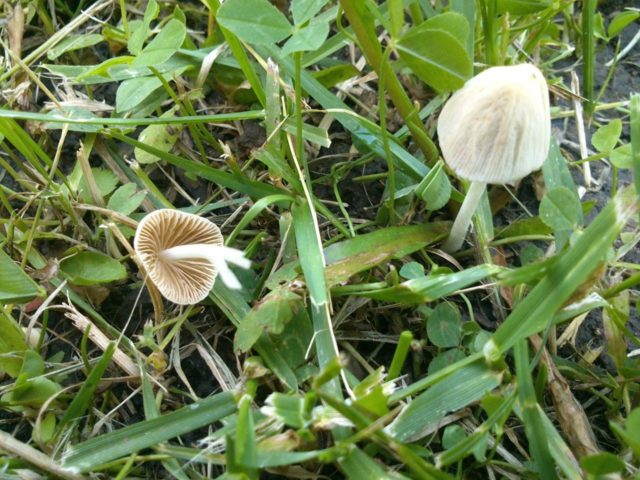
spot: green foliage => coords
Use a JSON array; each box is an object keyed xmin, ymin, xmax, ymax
[
  {"xmin": 1, "ymin": 351, "xmax": 62, "ymax": 408},
  {"xmin": 497, "ymin": 0, "xmax": 553, "ymax": 15},
  {"xmin": 539, "ymin": 187, "xmax": 581, "ymax": 232},
  {"xmin": 60, "ymin": 251, "xmax": 127, "ymax": 286},
  {"xmin": 415, "ymin": 160, "xmax": 452, "ymax": 211},
  {"xmin": 47, "ymin": 34, "xmax": 103, "ymax": 60},
  {"xmin": 106, "ymin": 183, "xmax": 147, "ymax": 216},
  {"xmin": 426, "ymin": 302, "xmax": 462, "ymax": 348},
  {"xmin": 217, "ymin": 0, "xmax": 293, "ymax": 44},
  {"xmin": 396, "ymin": 13, "xmax": 472, "ymax": 93},
  {"xmin": 0, "ymin": 249, "xmax": 43, "ymax": 304},
  {"xmin": 0, "ymin": 311, "xmax": 28, "ymax": 377},
  {"xmin": 0, "ymin": 0, "xmax": 638, "ymax": 478},
  {"xmin": 592, "ymin": 119, "xmax": 622, "ymax": 153}
]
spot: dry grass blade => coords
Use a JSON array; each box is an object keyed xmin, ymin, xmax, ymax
[
  {"xmin": 63, "ymin": 302, "xmax": 140, "ymax": 378},
  {"xmin": 0, "ymin": 429, "xmax": 84, "ymax": 480},
  {"xmin": 529, "ymin": 334, "xmax": 599, "ymax": 458}
]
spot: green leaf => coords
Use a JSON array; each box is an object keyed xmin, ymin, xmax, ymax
[
  {"xmin": 591, "ymin": 119, "xmax": 622, "ymax": 152},
  {"xmin": 132, "ymin": 19, "xmax": 186, "ymax": 67},
  {"xmin": 611, "ymin": 144, "xmax": 632, "ymax": 169},
  {"xmin": 580, "ymin": 452, "xmax": 625, "ymax": 475},
  {"xmin": 134, "ymin": 120, "xmax": 182, "ymax": 164},
  {"xmin": 60, "ymin": 252, "xmax": 127, "ymax": 286},
  {"xmin": 68, "ymin": 163, "xmax": 119, "ymax": 202},
  {"xmin": 496, "ymin": 217, "xmax": 552, "ymax": 239},
  {"xmin": 426, "ymin": 303, "xmax": 462, "ymax": 348},
  {"xmin": 442, "ymin": 425, "xmax": 466, "ymax": 449},
  {"xmin": 415, "ymin": 160, "xmax": 451, "ymax": 211},
  {"xmin": 399, "ymin": 262, "xmax": 425, "ymax": 280},
  {"xmin": 4, "ymin": 351, "xmax": 62, "ymax": 407},
  {"xmin": 263, "ymin": 392, "xmax": 306, "ymax": 429},
  {"xmin": 386, "ymin": 359, "xmax": 502, "ymax": 442},
  {"xmin": 292, "ymin": 200, "xmax": 342, "ymax": 400},
  {"xmin": 106, "ymin": 183, "xmax": 147, "ymax": 216},
  {"xmin": 608, "ymin": 11, "xmax": 640, "ymax": 39},
  {"xmin": 418, "ymin": 11, "xmax": 470, "ymax": 40},
  {"xmin": 128, "ymin": 0, "xmax": 159, "ymax": 55},
  {"xmin": 234, "ymin": 288, "xmax": 301, "ymax": 352},
  {"xmin": 542, "ymin": 138, "xmax": 583, "ymax": 230},
  {"xmin": 217, "ymin": 0, "xmax": 293, "ymax": 45},
  {"xmin": 62, "ymin": 391, "xmax": 238, "ymax": 472},
  {"xmin": 396, "ymin": 13, "xmax": 472, "ymax": 92},
  {"xmin": 428, "ymin": 348, "xmax": 466, "ymax": 375},
  {"xmin": 47, "ymin": 34, "xmax": 103, "ymax": 60},
  {"xmin": 292, "ymin": 0, "xmax": 329, "ymax": 25},
  {"xmin": 0, "ymin": 248, "xmax": 43, "ymax": 304},
  {"xmin": 496, "ymin": 0, "xmax": 552, "ymax": 15},
  {"xmin": 281, "ymin": 20, "xmax": 330, "ymax": 55},
  {"xmin": 0, "ymin": 311, "xmax": 28, "ymax": 377},
  {"xmin": 325, "ymin": 222, "xmax": 448, "ymax": 262},
  {"xmin": 115, "ymin": 76, "xmax": 164, "ymax": 113},
  {"xmin": 325, "ymin": 223, "xmax": 449, "ymax": 286},
  {"xmin": 539, "ymin": 187, "xmax": 581, "ymax": 231}
]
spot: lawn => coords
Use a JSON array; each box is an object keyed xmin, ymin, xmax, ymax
[{"xmin": 0, "ymin": 0, "xmax": 639, "ymax": 478}]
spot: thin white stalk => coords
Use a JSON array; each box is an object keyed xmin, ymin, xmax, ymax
[
  {"xmin": 442, "ymin": 181, "xmax": 487, "ymax": 253},
  {"xmin": 571, "ymin": 71, "xmax": 591, "ymax": 190},
  {"xmin": 160, "ymin": 244, "xmax": 251, "ymax": 290}
]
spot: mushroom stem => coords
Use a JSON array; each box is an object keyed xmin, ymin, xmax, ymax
[
  {"xmin": 160, "ymin": 244, "xmax": 251, "ymax": 290},
  {"xmin": 442, "ymin": 181, "xmax": 487, "ymax": 253}
]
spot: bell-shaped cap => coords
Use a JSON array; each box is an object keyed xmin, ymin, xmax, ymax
[
  {"xmin": 437, "ymin": 64, "xmax": 551, "ymax": 185},
  {"xmin": 134, "ymin": 209, "xmax": 223, "ymax": 305}
]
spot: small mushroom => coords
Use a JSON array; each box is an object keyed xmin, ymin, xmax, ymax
[
  {"xmin": 437, "ymin": 63, "xmax": 551, "ymax": 252},
  {"xmin": 134, "ymin": 209, "xmax": 250, "ymax": 305}
]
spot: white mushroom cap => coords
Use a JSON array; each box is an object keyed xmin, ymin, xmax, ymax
[
  {"xmin": 134, "ymin": 209, "xmax": 223, "ymax": 305},
  {"xmin": 437, "ymin": 64, "xmax": 551, "ymax": 185}
]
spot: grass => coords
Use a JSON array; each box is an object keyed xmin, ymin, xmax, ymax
[{"xmin": 0, "ymin": 0, "xmax": 639, "ymax": 478}]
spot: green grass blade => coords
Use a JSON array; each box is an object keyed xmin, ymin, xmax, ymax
[
  {"xmin": 514, "ymin": 339, "xmax": 557, "ymax": 479},
  {"xmin": 437, "ymin": 391, "xmax": 516, "ymax": 467},
  {"xmin": 485, "ymin": 188, "xmax": 638, "ymax": 360},
  {"xmin": 256, "ymin": 44, "xmax": 431, "ymax": 181},
  {"xmin": 226, "ymin": 194, "xmax": 293, "ymax": 246},
  {"xmin": 631, "ymin": 94, "xmax": 640, "ymax": 197},
  {"xmin": 291, "ymin": 200, "xmax": 341, "ymax": 397},
  {"xmin": 386, "ymin": 358, "xmax": 502, "ymax": 442},
  {"xmin": 338, "ymin": 447, "xmax": 405, "ymax": 479},
  {"xmin": 343, "ymin": 264, "xmax": 501, "ymax": 304},
  {"xmin": 0, "ymin": 108, "xmax": 265, "ymax": 126},
  {"xmin": 210, "ymin": 282, "xmax": 298, "ymax": 390},
  {"xmin": 581, "ymin": 0, "xmax": 596, "ymax": 114},
  {"xmin": 57, "ymin": 342, "xmax": 115, "ymax": 433},
  {"xmin": 108, "ymin": 130, "xmax": 283, "ymax": 199},
  {"xmin": 62, "ymin": 391, "xmax": 237, "ymax": 473}
]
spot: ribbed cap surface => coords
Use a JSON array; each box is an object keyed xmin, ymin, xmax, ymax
[
  {"xmin": 134, "ymin": 209, "xmax": 223, "ymax": 305},
  {"xmin": 437, "ymin": 64, "xmax": 551, "ymax": 185}
]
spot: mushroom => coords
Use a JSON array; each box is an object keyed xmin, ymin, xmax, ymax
[
  {"xmin": 134, "ymin": 209, "xmax": 250, "ymax": 305},
  {"xmin": 437, "ymin": 63, "xmax": 551, "ymax": 252}
]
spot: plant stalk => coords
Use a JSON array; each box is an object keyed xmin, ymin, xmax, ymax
[
  {"xmin": 339, "ymin": 0, "xmax": 439, "ymax": 165},
  {"xmin": 442, "ymin": 181, "xmax": 486, "ymax": 252}
]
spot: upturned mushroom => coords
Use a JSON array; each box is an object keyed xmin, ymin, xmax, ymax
[
  {"xmin": 437, "ymin": 63, "xmax": 551, "ymax": 252},
  {"xmin": 134, "ymin": 209, "xmax": 250, "ymax": 305}
]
